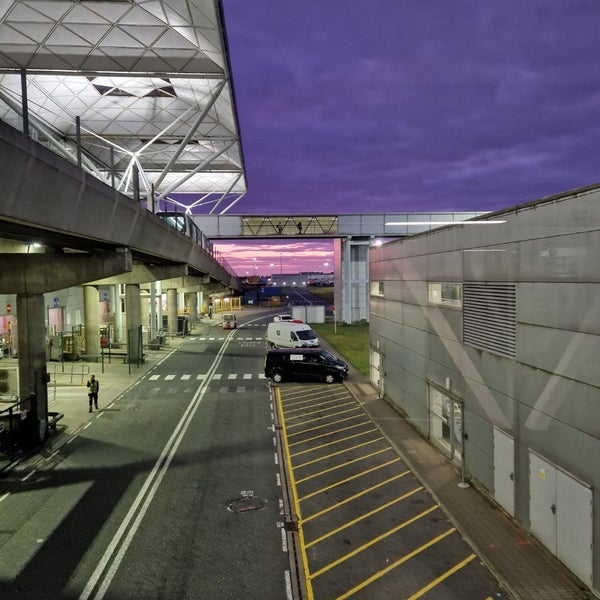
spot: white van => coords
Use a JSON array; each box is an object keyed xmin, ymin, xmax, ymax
[{"xmin": 266, "ymin": 322, "xmax": 319, "ymax": 348}]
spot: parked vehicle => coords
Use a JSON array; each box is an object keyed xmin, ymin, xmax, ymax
[
  {"xmin": 273, "ymin": 313, "xmax": 293, "ymax": 322},
  {"xmin": 266, "ymin": 322, "xmax": 319, "ymax": 348},
  {"xmin": 264, "ymin": 348, "xmax": 349, "ymax": 384},
  {"xmin": 222, "ymin": 313, "xmax": 237, "ymax": 329},
  {"xmin": 273, "ymin": 313, "xmax": 303, "ymax": 323}
]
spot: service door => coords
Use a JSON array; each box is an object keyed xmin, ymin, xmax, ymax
[
  {"xmin": 529, "ymin": 451, "xmax": 593, "ymax": 588},
  {"xmin": 493, "ymin": 427, "xmax": 515, "ymax": 516},
  {"xmin": 556, "ymin": 469, "xmax": 593, "ymax": 588},
  {"xmin": 529, "ymin": 451, "xmax": 557, "ymax": 551}
]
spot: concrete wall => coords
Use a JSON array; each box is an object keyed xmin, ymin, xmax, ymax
[{"xmin": 369, "ymin": 185, "xmax": 600, "ymax": 594}]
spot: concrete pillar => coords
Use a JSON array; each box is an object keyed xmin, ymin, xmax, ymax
[
  {"xmin": 125, "ymin": 283, "xmax": 142, "ymax": 363},
  {"xmin": 83, "ymin": 285, "xmax": 100, "ymax": 355},
  {"xmin": 114, "ymin": 284, "xmax": 124, "ymax": 343},
  {"xmin": 16, "ymin": 293, "xmax": 48, "ymax": 443},
  {"xmin": 186, "ymin": 292, "xmax": 198, "ymax": 322},
  {"xmin": 167, "ymin": 288, "xmax": 178, "ymax": 335}
]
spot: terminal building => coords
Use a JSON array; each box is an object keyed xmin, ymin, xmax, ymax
[{"xmin": 369, "ymin": 183, "xmax": 600, "ymax": 595}]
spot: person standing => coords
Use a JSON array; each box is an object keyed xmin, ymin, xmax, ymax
[{"xmin": 87, "ymin": 374, "xmax": 99, "ymax": 412}]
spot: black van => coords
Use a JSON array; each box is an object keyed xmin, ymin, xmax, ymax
[{"xmin": 264, "ymin": 348, "xmax": 349, "ymax": 384}]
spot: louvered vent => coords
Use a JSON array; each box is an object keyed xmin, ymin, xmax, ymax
[{"xmin": 463, "ymin": 283, "xmax": 516, "ymax": 357}]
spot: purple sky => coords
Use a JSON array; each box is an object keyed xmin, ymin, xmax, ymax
[{"xmin": 215, "ymin": 1, "xmax": 600, "ymax": 274}]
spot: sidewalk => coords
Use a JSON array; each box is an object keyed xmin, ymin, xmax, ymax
[{"xmin": 343, "ymin": 373, "xmax": 593, "ymax": 600}]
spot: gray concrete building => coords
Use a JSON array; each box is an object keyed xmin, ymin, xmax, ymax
[{"xmin": 369, "ymin": 183, "xmax": 600, "ymax": 596}]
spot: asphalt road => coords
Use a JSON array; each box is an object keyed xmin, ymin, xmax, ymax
[{"xmin": 0, "ymin": 311, "xmax": 289, "ymax": 600}]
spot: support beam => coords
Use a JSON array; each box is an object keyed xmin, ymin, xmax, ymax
[{"xmin": 0, "ymin": 251, "xmax": 132, "ymax": 294}]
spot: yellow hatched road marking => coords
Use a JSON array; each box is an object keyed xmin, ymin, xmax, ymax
[
  {"xmin": 311, "ymin": 505, "xmax": 440, "ymax": 578},
  {"xmin": 305, "ymin": 486, "xmax": 425, "ymax": 548},
  {"xmin": 285, "ymin": 406, "xmax": 363, "ymax": 429},
  {"xmin": 285, "ymin": 400, "xmax": 357, "ymax": 421},
  {"xmin": 275, "ymin": 387, "xmax": 315, "ymax": 600},
  {"xmin": 283, "ymin": 392, "xmax": 349, "ymax": 412},
  {"xmin": 295, "ymin": 447, "xmax": 393, "ymax": 484},
  {"xmin": 335, "ymin": 527, "xmax": 457, "ymax": 600},
  {"xmin": 291, "ymin": 427, "xmax": 380, "ymax": 457},
  {"xmin": 405, "ymin": 553, "xmax": 477, "ymax": 600},
  {"xmin": 287, "ymin": 414, "xmax": 370, "ymax": 439},
  {"xmin": 290, "ymin": 423, "xmax": 379, "ymax": 456},
  {"xmin": 294, "ymin": 436, "xmax": 385, "ymax": 469},
  {"xmin": 300, "ymin": 458, "xmax": 410, "ymax": 510}
]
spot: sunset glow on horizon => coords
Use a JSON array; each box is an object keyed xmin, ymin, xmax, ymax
[{"xmin": 213, "ymin": 239, "xmax": 334, "ymax": 277}]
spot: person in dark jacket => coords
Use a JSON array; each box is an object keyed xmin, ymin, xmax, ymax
[{"xmin": 87, "ymin": 374, "xmax": 99, "ymax": 412}]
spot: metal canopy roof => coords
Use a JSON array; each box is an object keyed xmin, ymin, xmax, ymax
[{"xmin": 0, "ymin": 0, "xmax": 246, "ymax": 214}]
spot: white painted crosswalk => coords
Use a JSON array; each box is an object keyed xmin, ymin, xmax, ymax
[{"xmin": 147, "ymin": 373, "xmax": 266, "ymax": 381}]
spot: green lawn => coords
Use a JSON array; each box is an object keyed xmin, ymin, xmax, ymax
[{"xmin": 311, "ymin": 321, "xmax": 370, "ymax": 377}]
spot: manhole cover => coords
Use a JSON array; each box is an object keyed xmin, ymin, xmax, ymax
[{"xmin": 227, "ymin": 490, "xmax": 267, "ymax": 513}]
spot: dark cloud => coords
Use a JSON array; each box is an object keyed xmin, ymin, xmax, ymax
[{"xmin": 222, "ymin": 0, "xmax": 600, "ymax": 216}]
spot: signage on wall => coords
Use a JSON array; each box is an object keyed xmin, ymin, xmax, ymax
[
  {"xmin": 5, "ymin": 303, "xmax": 11, "ymax": 314},
  {"xmin": 53, "ymin": 297, "xmax": 59, "ymax": 308}
]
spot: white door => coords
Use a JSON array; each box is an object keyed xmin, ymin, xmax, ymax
[
  {"xmin": 493, "ymin": 427, "xmax": 515, "ymax": 516},
  {"xmin": 529, "ymin": 451, "xmax": 557, "ymax": 551},
  {"xmin": 529, "ymin": 451, "xmax": 593, "ymax": 588},
  {"xmin": 556, "ymin": 470, "xmax": 593, "ymax": 587},
  {"xmin": 370, "ymin": 349, "xmax": 383, "ymax": 397}
]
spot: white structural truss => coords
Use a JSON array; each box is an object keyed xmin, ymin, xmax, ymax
[{"xmin": 0, "ymin": 0, "xmax": 246, "ymax": 214}]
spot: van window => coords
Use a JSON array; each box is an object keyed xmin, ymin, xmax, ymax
[
  {"xmin": 296, "ymin": 329, "xmax": 317, "ymax": 341},
  {"xmin": 290, "ymin": 332, "xmax": 298, "ymax": 341}
]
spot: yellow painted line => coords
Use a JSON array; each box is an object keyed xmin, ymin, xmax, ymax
[
  {"xmin": 288, "ymin": 422, "xmax": 374, "ymax": 448},
  {"xmin": 285, "ymin": 400, "xmax": 357, "ymax": 421},
  {"xmin": 335, "ymin": 527, "xmax": 457, "ymax": 600},
  {"xmin": 283, "ymin": 388, "xmax": 347, "ymax": 404},
  {"xmin": 290, "ymin": 427, "xmax": 380, "ymax": 457},
  {"xmin": 300, "ymin": 459, "xmax": 404, "ymax": 501},
  {"xmin": 295, "ymin": 447, "xmax": 393, "ymax": 483},
  {"xmin": 303, "ymin": 471, "xmax": 411, "ymax": 522},
  {"xmin": 283, "ymin": 392, "xmax": 349, "ymax": 412},
  {"xmin": 285, "ymin": 406, "xmax": 363, "ymax": 429},
  {"xmin": 312, "ymin": 505, "xmax": 441, "ymax": 578},
  {"xmin": 306, "ymin": 486, "xmax": 425, "ymax": 547},
  {"xmin": 275, "ymin": 387, "xmax": 314, "ymax": 600},
  {"xmin": 294, "ymin": 436, "xmax": 385, "ymax": 469},
  {"xmin": 405, "ymin": 553, "xmax": 477, "ymax": 600},
  {"xmin": 287, "ymin": 415, "xmax": 371, "ymax": 439}
]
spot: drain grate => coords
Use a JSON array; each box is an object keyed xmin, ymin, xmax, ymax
[{"xmin": 227, "ymin": 490, "xmax": 267, "ymax": 513}]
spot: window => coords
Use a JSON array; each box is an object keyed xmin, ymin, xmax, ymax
[
  {"xmin": 428, "ymin": 282, "xmax": 462, "ymax": 308},
  {"xmin": 370, "ymin": 281, "xmax": 384, "ymax": 297}
]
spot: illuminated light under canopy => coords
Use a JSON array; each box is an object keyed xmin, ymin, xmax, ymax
[{"xmin": 385, "ymin": 220, "xmax": 506, "ymax": 226}]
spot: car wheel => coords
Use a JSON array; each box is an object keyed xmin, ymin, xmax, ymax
[
  {"xmin": 273, "ymin": 371, "xmax": 283, "ymax": 383},
  {"xmin": 324, "ymin": 373, "xmax": 335, "ymax": 384}
]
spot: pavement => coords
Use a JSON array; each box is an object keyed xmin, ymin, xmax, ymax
[{"xmin": 2, "ymin": 317, "xmax": 594, "ymax": 600}]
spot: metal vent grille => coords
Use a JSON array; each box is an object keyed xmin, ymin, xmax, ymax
[{"xmin": 463, "ymin": 283, "xmax": 516, "ymax": 357}]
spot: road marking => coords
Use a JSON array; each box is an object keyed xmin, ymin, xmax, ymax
[
  {"xmin": 302, "ymin": 471, "xmax": 412, "ymax": 523},
  {"xmin": 164, "ymin": 374, "xmax": 175, "ymax": 381},
  {"xmin": 294, "ymin": 437, "xmax": 385, "ymax": 469},
  {"xmin": 305, "ymin": 486, "xmax": 425, "ymax": 548},
  {"xmin": 334, "ymin": 527, "xmax": 457, "ymax": 599},
  {"xmin": 286, "ymin": 406, "xmax": 363, "ymax": 429},
  {"xmin": 311, "ymin": 505, "xmax": 440, "ymax": 578},
  {"xmin": 21, "ymin": 470, "xmax": 36, "ymax": 482},
  {"xmin": 291, "ymin": 427, "xmax": 380, "ymax": 457},
  {"xmin": 286, "ymin": 400, "xmax": 357, "ymax": 420},
  {"xmin": 149, "ymin": 375, "xmax": 160, "ymax": 381},
  {"xmin": 405, "ymin": 553, "xmax": 477, "ymax": 600},
  {"xmin": 79, "ymin": 325, "xmax": 243, "ymax": 600},
  {"xmin": 299, "ymin": 459, "xmax": 404, "ymax": 501},
  {"xmin": 181, "ymin": 374, "xmax": 191, "ymax": 380},
  {"xmin": 0, "ymin": 492, "xmax": 10, "ymax": 503},
  {"xmin": 295, "ymin": 447, "xmax": 393, "ymax": 484},
  {"xmin": 288, "ymin": 421, "xmax": 373, "ymax": 448},
  {"xmin": 286, "ymin": 415, "xmax": 370, "ymax": 439}
]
